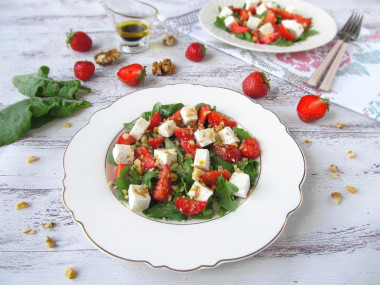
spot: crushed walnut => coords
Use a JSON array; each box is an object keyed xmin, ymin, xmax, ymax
[
  {"xmin": 152, "ymin": 58, "xmax": 176, "ymax": 76},
  {"xmin": 61, "ymin": 122, "xmax": 72, "ymax": 128},
  {"xmin": 169, "ymin": 172, "xmax": 178, "ymax": 182},
  {"xmin": 304, "ymin": 139, "xmax": 311, "ymax": 144},
  {"xmin": 162, "ymin": 35, "xmax": 175, "ymax": 46},
  {"xmin": 345, "ymin": 185, "xmax": 356, "ymax": 194},
  {"xmin": 41, "ymin": 221, "xmax": 54, "ymax": 229},
  {"xmin": 15, "ymin": 201, "xmax": 29, "ymax": 210},
  {"xmin": 26, "ymin": 155, "xmax": 38, "ymax": 164},
  {"xmin": 328, "ymin": 164, "xmax": 339, "ymax": 172},
  {"xmin": 65, "ymin": 267, "xmax": 77, "ymax": 279},
  {"xmin": 94, "ymin": 48, "xmax": 121, "ymax": 66},
  {"xmin": 331, "ymin": 192, "xmax": 342, "ymax": 204},
  {"xmin": 336, "ymin": 122, "xmax": 345, "ymax": 129},
  {"xmin": 331, "ymin": 172, "xmax": 339, "ymax": 179},
  {"xmin": 45, "ymin": 236, "xmax": 55, "ymax": 248},
  {"xmin": 348, "ymin": 150, "xmax": 355, "ymax": 158},
  {"xmin": 22, "ymin": 227, "xmax": 32, "ymax": 234}
]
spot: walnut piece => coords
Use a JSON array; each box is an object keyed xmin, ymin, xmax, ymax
[
  {"xmin": 336, "ymin": 122, "xmax": 345, "ymax": 129},
  {"xmin": 65, "ymin": 267, "xmax": 77, "ymax": 279},
  {"xmin": 162, "ymin": 35, "xmax": 175, "ymax": 46},
  {"xmin": 348, "ymin": 150, "xmax": 355, "ymax": 158},
  {"xmin": 15, "ymin": 201, "xmax": 29, "ymax": 210},
  {"xmin": 94, "ymin": 48, "xmax": 121, "ymax": 66},
  {"xmin": 26, "ymin": 155, "xmax": 38, "ymax": 164},
  {"xmin": 152, "ymin": 58, "xmax": 176, "ymax": 76},
  {"xmin": 304, "ymin": 139, "xmax": 311, "ymax": 144},
  {"xmin": 328, "ymin": 164, "xmax": 339, "ymax": 172},
  {"xmin": 345, "ymin": 185, "xmax": 356, "ymax": 194},
  {"xmin": 331, "ymin": 172, "xmax": 339, "ymax": 179},
  {"xmin": 22, "ymin": 227, "xmax": 32, "ymax": 234},
  {"xmin": 45, "ymin": 236, "xmax": 55, "ymax": 248},
  {"xmin": 331, "ymin": 192, "xmax": 342, "ymax": 204},
  {"xmin": 41, "ymin": 221, "xmax": 54, "ymax": 229},
  {"xmin": 62, "ymin": 123, "xmax": 72, "ymax": 128}
]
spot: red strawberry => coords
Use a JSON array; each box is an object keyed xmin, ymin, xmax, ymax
[
  {"xmin": 134, "ymin": 146, "xmax": 156, "ymax": 169},
  {"xmin": 175, "ymin": 128, "xmax": 195, "ymax": 141},
  {"xmin": 66, "ymin": 30, "xmax": 92, "ymax": 52},
  {"xmin": 148, "ymin": 111, "xmax": 162, "ymax": 130},
  {"xmin": 185, "ymin": 42, "xmax": 206, "ymax": 62},
  {"xmin": 207, "ymin": 111, "xmax": 237, "ymax": 128},
  {"xmin": 153, "ymin": 164, "xmax": 172, "ymax": 201},
  {"xmin": 180, "ymin": 140, "xmax": 200, "ymax": 157},
  {"xmin": 200, "ymin": 170, "xmax": 231, "ymax": 188},
  {"xmin": 117, "ymin": 132, "xmax": 136, "ymax": 145},
  {"xmin": 197, "ymin": 104, "xmax": 211, "ymax": 126},
  {"xmin": 297, "ymin": 95, "xmax": 329, "ymax": 123},
  {"xmin": 117, "ymin": 64, "xmax": 146, "ymax": 87},
  {"xmin": 240, "ymin": 138, "xmax": 261, "ymax": 159},
  {"xmin": 168, "ymin": 109, "xmax": 182, "ymax": 125},
  {"xmin": 242, "ymin": 71, "xmax": 270, "ymax": 98},
  {"xmin": 74, "ymin": 61, "xmax": 95, "ymax": 81},
  {"xmin": 115, "ymin": 164, "xmax": 126, "ymax": 179},
  {"xmin": 212, "ymin": 144, "xmax": 242, "ymax": 163},
  {"xmin": 175, "ymin": 196, "xmax": 207, "ymax": 215},
  {"xmin": 147, "ymin": 136, "xmax": 166, "ymax": 149}
]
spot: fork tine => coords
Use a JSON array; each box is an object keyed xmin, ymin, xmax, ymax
[
  {"xmin": 353, "ymin": 14, "xmax": 364, "ymax": 39},
  {"xmin": 340, "ymin": 12, "xmax": 356, "ymax": 33}
]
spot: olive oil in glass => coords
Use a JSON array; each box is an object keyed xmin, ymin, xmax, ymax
[{"xmin": 117, "ymin": 21, "xmax": 150, "ymax": 42}]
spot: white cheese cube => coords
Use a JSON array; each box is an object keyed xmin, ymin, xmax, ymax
[
  {"xmin": 285, "ymin": 6, "xmax": 296, "ymax": 14},
  {"xmin": 246, "ymin": 0, "xmax": 260, "ymax": 9},
  {"xmin": 180, "ymin": 107, "xmax": 198, "ymax": 126},
  {"xmin": 282, "ymin": 20, "xmax": 304, "ymax": 38},
  {"xmin": 130, "ymin": 117, "xmax": 150, "ymax": 140},
  {"xmin": 188, "ymin": 181, "xmax": 213, "ymax": 202},
  {"xmin": 158, "ymin": 120, "xmax": 177, "ymax": 137},
  {"xmin": 128, "ymin": 184, "xmax": 151, "ymax": 211},
  {"xmin": 258, "ymin": 22, "xmax": 274, "ymax": 35},
  {"xmin": 194, "ymin": 128, "xmax": 216, "ymax": 147},
  {"xmin": 224, "ymin": 15, "xmax": 236, "ymax": 29},
  {"xmin": 229, "ymin": 172, "xmax": 251, "ymax": 198},
  {"xmin": 218, "ymin": 127, "xmax": 240, "ymax": 145},
  {"xmin": 194, "ymin": 149, "xmax": 210, "ymax": 171},
  {"xmin": 154, "ymin": 148, "xmax": 177, "ymax": 167},
  {"xmin": 112, "ymin": 144, "xmax": 134, "ymax": 165},
  {"xmin": 265, "ymin": 2, "xmax": 278, "ymax": 9},
  {"xmin": 219, "ymin": 7, "xmax": 233, "ymax": 18},
  {"xmin": 246, "ymin": 16, "xmax": 261, "ymax": 30},
  {"xmin": 256, "ymin": 3, "xmax": 267, "ymax": 15}
]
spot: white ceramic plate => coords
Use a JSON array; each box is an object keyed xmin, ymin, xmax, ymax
[
  {"xmin": 62, "ymin": 84, "xmax": 305, "ymax": 271},
  {"xmin": 199, "ymin": 0, "xmax": 337, "ymax": 53}
]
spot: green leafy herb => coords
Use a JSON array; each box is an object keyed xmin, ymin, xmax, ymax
[
  {"xmin": 232, "ymin": 127, "xmax": 251, "ymax": 140},
  {"xmin": 143, "ymin": 170, "xmax": 159, "ymax": 192},
  {"xmin": 214, "ymin": 16, "xmax": 227, "ymax": 31},
  {"xmin": 195, "ymin": 102, "xmax": 207, "ymax": 109},
  {"xmin": 244, "ymin": 31, "xmax": 252, "ymax": 41},
  {"xmin": 298, "ymin": 29, "xmax": 318, "ymax": 41},
  {"xmin": 140, "ymin": 111, "xmax": 151, "ymax": 121},
  {"xmin": 123, "ymin": 122, "xmax": 135, "ymax": 132},
  {"xmin": 115, "ymin": 166, "xmax": 142, "ymax": 200},
  {"xmin": 214, "ymin": 175, "xmax": 238, "ymax": 212},
  {"xmin": 143, "ymin": 202, "xmax": 187, "ymax": 221},
  {"xmin": 235, "ymin": 33, "xmax": 245, "ymax": 39},
  {"xmin": 237, "ymin": 160, "xmax": 259, "ymax": 185},
  {"xmin": 191, "ymin": 200, "xmax": 214, "ymax": 219},
  {"xmin": 152, "ymin": 102, "xmax": 162, "ymax": 115},
  {"xmin": 106, "ymin": 153, "xmax": 117, "ymax": 166},
  {"xmin": 173, "ymin": 159, "xmax": 193, "ymax": 190},
  {"xmin": 210, "ymin": 150, "xmax": 235, "ymax": 172},
  {"xmin": 159, "ymin": 103, "xmax": 184, "ymax": 118},
  {"xmin": 270, "ymin": 37, "xmax": 295, "ymax": 46}
]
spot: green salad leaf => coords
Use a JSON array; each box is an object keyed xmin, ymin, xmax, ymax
[
  {"xmin": 123, "ymin": 122, "xmax": 135, "ymax": 132},
  {"xmin": 237, "ymin": 160, "xmax": 259, "ymax": 185},
  {"xmin": 214, "ymin": 16, "xmax": 227, "ymax": 31},
  {"xmin": 143, "ymin": 170, "xmax": 159, "ymax": 193},
  {"xmin": 173, "ymin": 159, "xmax": 193, "ymax": 190},
  {"xmin": 298, "ymin": 29, "xmax": 319, "ymax": 41},
  {"xmin": 106, "ymin": 153, "xmax": 117, "ymax": 166},
  {"xmin": 159, "ymin": 103, "xmax": 184, "ymax": 118},
  {"xmin": 232, "ymin": 127, "xmax": 251, "ymax": 140},
  {"xmin": 210, "ymin": 150, "xmax": 235, "ymax": 172},
  {"xmin": 115, "ymin": 166, "xmax": 142, "ymax": 200},
  {"xmin": 214, "ymin": 175, "xmax": 239, "ymax": 211},
  {"xmin": 143, "ymin": 202, "xmax": 187, "ymax": 221}
]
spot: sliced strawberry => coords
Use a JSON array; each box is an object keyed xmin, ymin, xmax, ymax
[
  {"xmin": 200, "ymin": 170, "xmax": 232, "ymax": 188},
  {"xmin": 231, "ymin": 22, "xmax": 251, "ymax": 34},
  {"xmin": 230, "ymin": 8, "xmax": 241, "ymax": 13},
  {"xmin": 175, "ymin": 128, "xmax": 195, "ymax": 141},
  {"xmin": 239, "ymin": 9, "xmax": 249, "ymax": 21},
  {"xmin": 117, "ymin": 64, "xmax": 146, "ymax": 87},
  {"xmin": 248, "ymin": 7, "xmax": 256, "ymax": 15},
  {"xmin": 197, "ymin": 104, "xmax": 211, "ymax": 126},
  {"xmin": 148, "ymin": 111, "xmax": 162, "ymax": 130},
  {"xmin": 279, "ymin": 24, "xmax": 297, "ymax": 41},
  {"xmin": 180, "ymin": 140, "xmax": 200, "ymax": 157},
  {"xmin": 115, "ymin": 164, "xmax": 126, "ymax": 179},
  {"xmin": 153, "ymin": 164, "xmax": 172, "ymax": 201},
  {"xmin": 168, "ymin": 109, "xmax": 182, "ymax": 125},
  {"xmin": 264, "ymin": 9, "xmax": 277, "ymax": 24},
  {"xmin": 117, "ymin": 132, "xmax": 136, "ymax": 145},
  {"xmin": 147, "ymin": 136, "xmax": 166, "ymax": 149},
  {"xmin": 260, "ymin": 32, "xmax": 280, "ymax": 44},
  {"xmin": 293, "ymin": 14, "xmax": 312, "ymax": 29},
  {"xmin": 134, "ymin": 146, "xmax": 156, "ymax": 169},
  {"xmin": 277, "ymin": 9, "xmax": 294, "ymax": 19},
  {"xmin": 240, "ymin": 138, "xmax": 261, "ymax": 159},
  {"xmin": 297, "ymin": 95, "xmax": 329, "ymax": 123},
  {"xmin": 207, "ymin": 111, "xmax": 237, "ymax": 128},
  {"xmin": 212, "ymin": 144, "xmax": 242, "ymax": 163},
  {"xmin": 175, "ymin": 196, "xmax": 207, "ymax": 215},
  {"xmin": 252, "ymin": 30, "xmax": 261, "ymax": 44}
]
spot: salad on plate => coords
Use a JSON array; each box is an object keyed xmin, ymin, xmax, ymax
[
  {"xmin": 107, "ymin": 102, "xmax": 260, "ymax": 221},
  {"xmin": 214, "ymin": 0, "xmax": 318, "ymax": 45}
]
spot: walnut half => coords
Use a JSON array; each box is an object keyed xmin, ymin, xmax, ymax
[{"xmin": 152, "ymin": 59, "xmax": 176, "ymax": 76}]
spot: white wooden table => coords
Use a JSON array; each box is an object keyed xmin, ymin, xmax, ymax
[{"xmin": 1, "ymin": 0, "xmax": 379, "ymax": 284}]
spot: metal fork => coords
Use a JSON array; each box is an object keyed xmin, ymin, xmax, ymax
[{"xmin": 307, "ymin": 12, "xmax": 364, "ymax": 91}]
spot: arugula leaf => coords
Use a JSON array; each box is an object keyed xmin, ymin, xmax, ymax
[
  {"xmin": 106, "ymin": 153, "xmax": 117, "ymax": 166},
  {"xmin": 12, "ymin": 66, "xmax": 91, "ymax": 100},
  {"xmin": 123, "ymin": 122, "xmax": 135, "ymax": 132},
  {"xmin": 159, "ymin": 103, "xmax": 184, "ymax": 118},
  {"xmin": 298, "ymin": 29, "xmax": 318, "ymax": 41},
  {"xmin": 140, "ymin": 111, "xmax": 151, "ymax": 121},
  {"xmin": 173, "ymin": 159, "xmax": 193, "ymax": 190},
  {"xmin": 270, "ymin": 37, "xmax": 295, "ymax": 46},
  {"xmin": 237, "ymin": 160, "xmax": 259, "ymax": 185},
  {"xmin": 244, "ymin": 31, "xmax": 252, "ymax": 41},
  {"xmin": 191, "ymin": 200, "xmax": 214, "ymax": 219},
  {"xmin": 165, "ymin": 138, "xmax": 184, "ymax": 165},
  {"xmin": 235, "ymin": 33, "xmax": 245, "ymax": 39},
  {"xmin": 232, "ymin": 127, "xmax": 251, "ymax": 140},
  {"xmin": 209, "ymin": 150, "xmax": 235, "ymax": 172},
  {"xmin": 143, "ymin": 202, "xmax": 187, "ymax": 221},
  {"xmin": 115, "ymin": 166, "xmax": 142, "ymax": 200},
  {"xmin": 152, "ymin": 102, "xmax": 161, "ymax": 115},
  {"xmin": 214, "ymin": 175, "xmax": 238, "ymax": 212},
  {"xmin": 195, "ymin": 102, "xmax": 207, "ymax": 109},
  {"xmin": 214, "ymin": 16, "xmax": 227, "ymax": 31},
  {"xmin": 142, "ymin": 170, "xmax": 159, "ymax": 193}
]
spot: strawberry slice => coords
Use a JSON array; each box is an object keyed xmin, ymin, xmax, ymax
[
  {"xmin": 212, "ymin": 144, "xmax": 242, "ymax": 163},
  {"xmin": 278, "ymin": 9, "xmax": 294, "ymax": 19},
  {"xmin": 197, "ymin": 104, "xmax": 211, "ymax": 126},
  {"xmin": 240, "ymin": 138, "xmax": 261, "ymax": 159},
  {"xmin": 153, "ymin": 164, "xmax": 172, "ymax": 201},
  {"xmin": 134, "ymin": 146, "xmax": 156, "ymax": 169},
  {"xmin": 168, "ymin": 109, "xmax": 182, "ymax": 125},
  {"xmin": 293, "ymin": 14, "xmax": 312, "ymax": 29},
  {"xmin": 117, "ymin": 64, "xmax": 146, "ymax": 87},
  {"xmin": 239, "ymin": 9, "xmax": 249, "ymax": 21},
  {"xmin": 117, "ymin": 132, "xmax": 136, "ymax": 145},
  {"xmin": 264, "ymin": 9, "xmax": 277, "ymax": 24},
  {"xmin": 279, "ymin": 24, "xmax": 297, "ymax": 41},
  {"xmin": 180, "ymin": 140, "xmax": 200, "ymax": 157},
  {"xmin": 260, "ymin": 32, "xmax": 280, "ymax": 44},
  {"xmin": 175, "ymin": 196, "xmax": 207, "ymax": 215},
  {"xmin": 175, "ymin": 128, "xmax": 195, "ymax": 141},
  {"xmin": 147, "ymin": 136, "xmax": 166, "ymax": 149},
  {"xmin": 115, "ymin": 163, "xmax": 126, "ymax": 179},
  {"xmin": 200, "ymin": 170, "xmax": 232, "ymax": 188},
  {"xmin": 231, "ymin": 22, "xmax": 251, "ymax": 34},
  {"xmin": 208, "ymin": 111, "xmax": 237, "ymax": 128},
  {"xmin": 148, "ymin": 111, "xmax": 162, "ymax": 130}
]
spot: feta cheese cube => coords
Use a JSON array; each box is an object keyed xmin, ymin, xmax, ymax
[
  {"xmin": 256, "ymin": 3, "xmax": 267, "ymax": 15},
  {"xmin": 229, "ymin": 172, "xmax": 251, "ymax": 198},
  {"xmin": 194, "ymin": 128, "xmax": 216, "ymax": 147},
  {"xmin": 158, "ymin": 120, "xmax": 177, "ymax": 137},
  {"xmin": 128, "ymin": 184, "xmax": 151, "ymax": 211},
  {"xmin": 246, "ymin": 0, "xmax": 260, "ymax": 9},
  {"xmin": 284, "ymin": 5, "xmax": 296, "ymax": 14},
  {"xmin": 130, "ymin": 117, "xmax": 150, "ymax": 140},
  {"xmin": 258, "ymin": 22, "xmax": 274, "ymax": 35},
  {"xmin": 219, "ymin": 7, "xmax": 233, "ymax": 18},
  {"xmin": 154, "ymin": 148, "xmax": 177, "ymax": 167},
  {"xmin": 180, "ymin": 107, "xmax": 198, "ymax": 126},
  {"xmin": 218, "ymin": 127, "xmax": 240, "ymax": 145},
  {"xmin": 224, "ymin": 15, "xmax": 236, "ymax": 29},
  {"xmin": 194, "ymin": 149, "xmax": 210, "ymax": 171},
  {"xmin": 246, "ymin": 16, "xmax": 261, "ymax": 30},
  {"xmin": 282, "ymin": 20, "xmax": 304, "ymax": 38},
  {"xmin": 112, "ymin": 144, "xmax": 134, "ymax": 165},
  {"xmin": 188, "ymin": 181, "xmax": 213, "ymax": 202}
]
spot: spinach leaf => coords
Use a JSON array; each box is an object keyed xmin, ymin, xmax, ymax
[
  {"xmin": 160, "ymin": 103, "xmax": 184, "ymax": 118},
  {"xmin": 232, "ymin": 127, "xmax": 251, "ymax": 140},
  {"xmin": 173, "ymin": 159, "xmax": 193, "ymax": 190},
  {"xmin": 214, "ymin": 16, "xmax": 227, "ymax": 30},
  {"xmin": 115, "ymin": 166, "xmax": 142, "ymax": 200},
  {"xmin": 143, "ymin": 202, "xmax": 187, "ymax": 221},
  {"xmin": 12, "ymin": 66, "xmax": 91, "ymax": 100},
  {"xmin": 165, "ymin": 138, "xmax": 184, "ymax": 165},
  {"xmin": 244, "ymin": 31, "xmax": 252, "ymax": 41},
  {"xmin": 123, "ymin": 122, "xmax": 135, "ymax": 132},
  {"xmin": 235, "ymin": 33, "xmax": 245, "ymax": 39},
  {"xmin": 237, "ymin": 160, "xmax": 259, "ymax": 185},
  {"xmin": 270, "ymin": 37, "xmax": 295, "ymax": 46},
  {"xmin": 143, "ymin": 170, "xmax": 159, "ymax": 192},
  {"xmin": 209, "ymin": 150, "xmax": 235, "ymax": 172},
  {"xmin": 298, "ymin": 29, "xmax": 318, "ymax": 41},
  {"xmin": 195, "ymin": 102, "xmax": 207, "ymax": 109},
  {"xmin": 152, "ymin": 102, "xmax": 161, "ymax": 115},
  {"xmin": 214, "ymin": 175, "xmax": 238, "ymax": 212},
  {"xmin": 106, "ymin": 153, "xmax": 117, "ymax": 166}
]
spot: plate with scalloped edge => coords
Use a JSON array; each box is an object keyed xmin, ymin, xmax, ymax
[
  {"xmin": 62, "ymin": 84, "xmax": 305, "ymax": 271},
  {"xmin": 199, "ymin": 0, "xmax": 337, "ymax": 53}
]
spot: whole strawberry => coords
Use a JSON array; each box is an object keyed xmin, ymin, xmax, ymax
[
  {"xmin": 74, "ymin": 61, "xmax": 95, "ymax": 81},
  {"xmin": 185, "ymin": 42, "xmax": 206, "ymax": 62},
  {"xmin": 117, "ymin": 64, "xmax": 146, "ymax": 87},
  {"xmin": 66, "ymin": 30, "xmax": 92, "ymax": 52},
  {"xmin": 297, "ymin": 95, "xmax": 330, "ymax": 122},
  {"xmin": 242, "ymin": 71, "xmax": 270, "ymax": 98}
]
